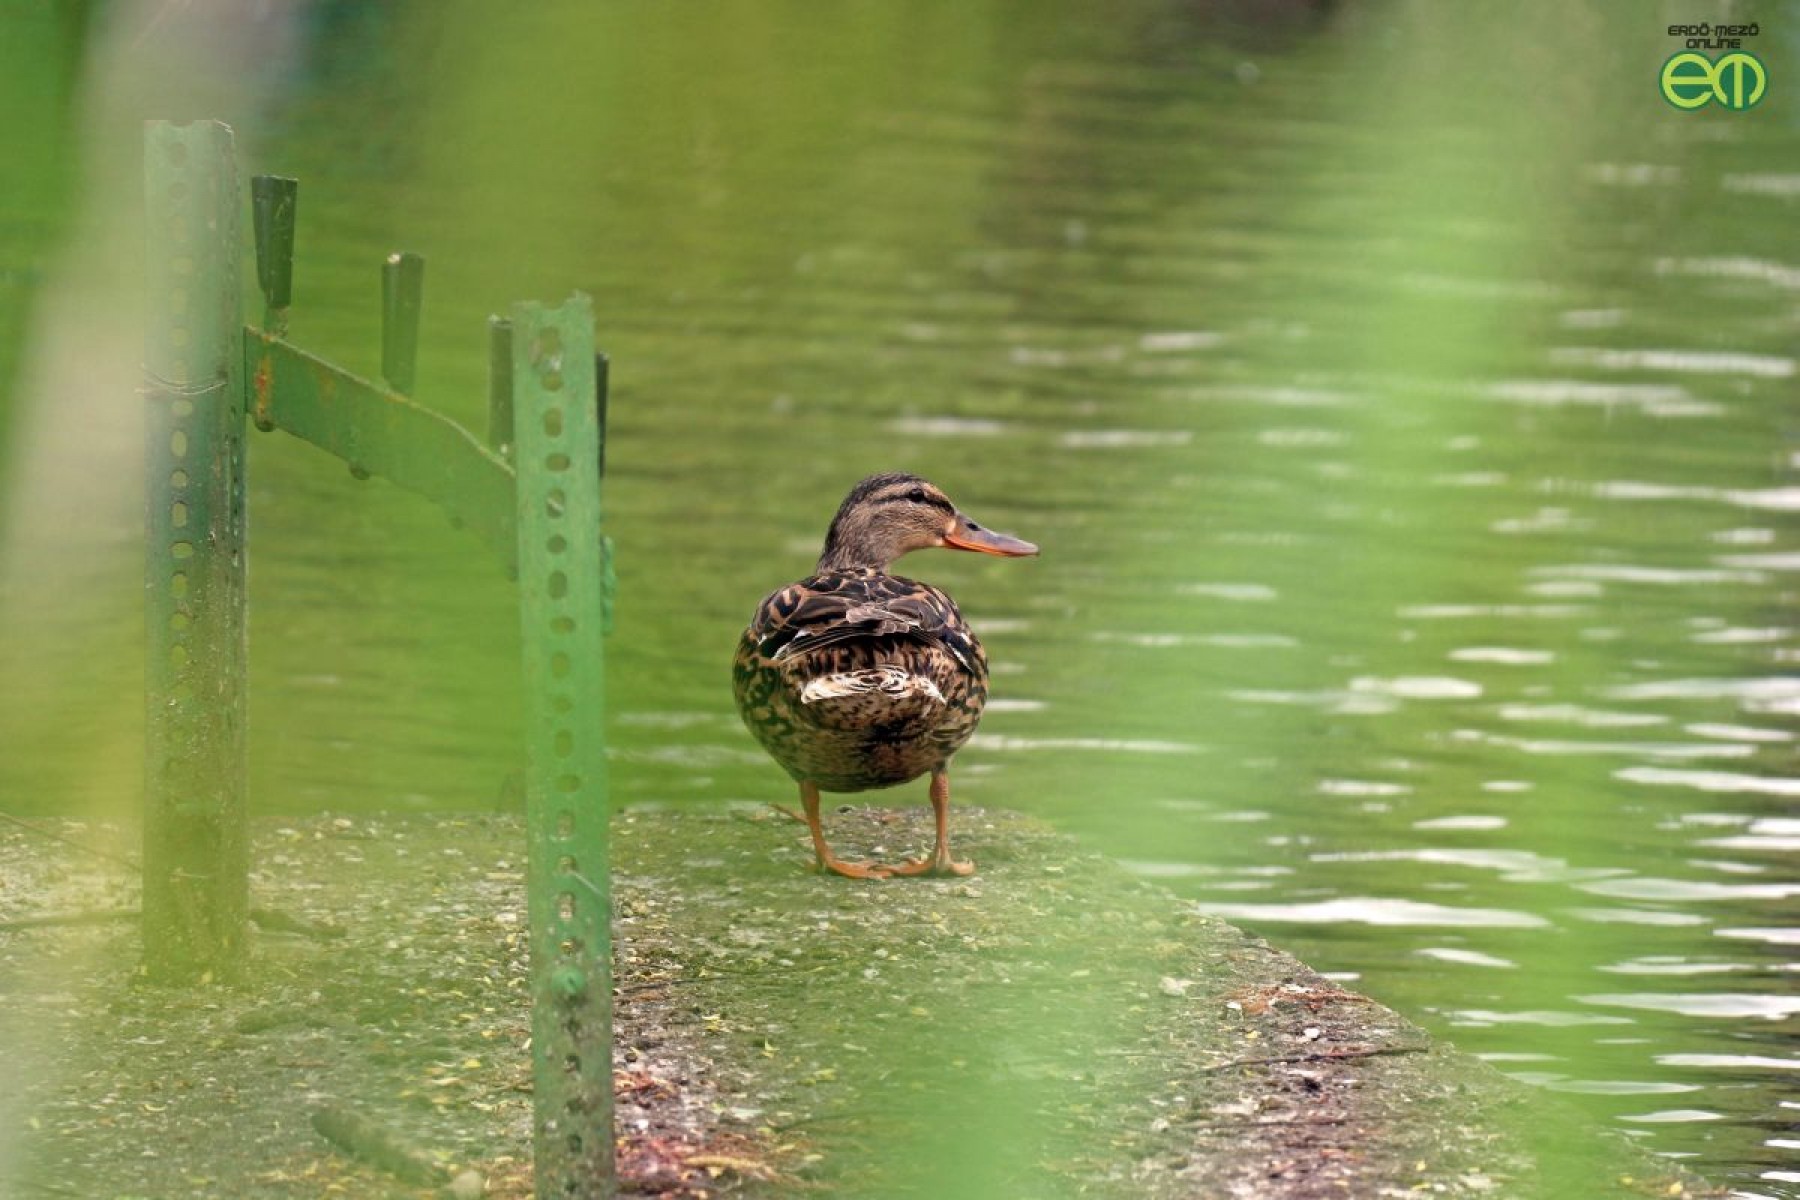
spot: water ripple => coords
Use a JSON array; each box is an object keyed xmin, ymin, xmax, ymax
[
  {"xmin": 1715, "ymin": 927, "xmax": 1800, "ymax": 946},
  {"xmin": 1484, "ymin": 379, "xmax": 1715, "ymax": 417},
  {"xmin": 1659, "ymin": 1054, "xmax": 1800, "ymax": 1071},
  {"xmin": 1417, "ymin": 947, "xmax": 1517, "ymax": 969},
  {"xmin": 971, "ymin": 735, "xmax": 1202, "ymax": 755},
  {"xmin": 1498, "ymin": 703, "xmax": 1667, "ymax": 728},
  {"xmin": 1587, "ymin": 480, "xmax": 1800, "ymax": 511},
  {"xmin": 1450, "ymin": 647, "xmax": 1555, "ymax": 665},
  {"xmin": 1349, "ymin": 675, "xmax": 1483, "ymax": 700},
  {"xmin": 1690, "ymin": 625, "xmax": 1792, "ymax": 644},
  {"xmin": 1550, "ymin": 1079, "xmax": 1703, "ymax": 1096},
  {"xmin": 618, "ymin": 710, "xmax": 728, "ymax": 730},
  {"xmin": 1178, "ymin": 582, "xmax": 1279, "ymax": 601},
  {"xmin": 1314, "ymin": 847, "xmax": 1615, "ymax": 885},
  {"xmin": 1654, "ymin": 255, "xmax": 1800, "ymax": 290},
  {"xmin": 1581, "ymin": 993, "xmax": 1800, "ymax": 1020},
  {"xmin": 1181, "ymin": 384, "xmax": 1352, "ymax": 407},
  {"xmin": 1058, "ymin": 429, "xmax": 1193, "ymax": 449},
  {"xmin": 1229, "ymin": 688, "xmax": 1398, "ymax": 715},
  {"xmin": 1687, "ymin": 722, "xmax": 1794, "ymax": 742},
  {"xmin": 1601, "ymin": 958, "xmax": 1750, "ymax": 976},
  {"xmin": 1414, "ymin": 815, "xmax": 1509, "ymax": 830},
  {"xmin": 1700, "ymin": 815, "xmax": 1800, "ymax": 852},
  {"xmin": 1578, "ymin": 876, "xmax": 1800, "ymax": 902},
  {"xmin": 1452, "ymin": 1008, "xmax": 1633, "ymax": 1027},
  {"xmin": 1616, "ymin": 767, "xmax": 1800, "ymax": 798},
  {"xmin": 1604, "ymin": 677, "xmax": 1800, "ymax": 713},
  {"xmin": 1532, "ymin": 563, "xmax": 1766, "ymax": 586},
  {"xmin": 1090, "ymin": 630, "xmax": 1298, "ymax": 649},
  {"xmin": 1194, "ymin": 897, "xmax": 1548, "ymax": 928},
  {"xmin": 1398, "ymin": 603, "xmax": 1588, "ymax": 619},
  {"xmin": 1723, "ymin": 172, "xmax": 1800, "ymax": 196},
  {"xmin": 1485, "ymin": 735, "xmax": 1751, "ymax": 761},
  {"xmin": 1550, "ymin": 346, "xmax": 1797, "ymax": 378},
  {"xmin": 1568, "ymin": 908, "xmax": 1710, "ymax": 927},
  {"xmin": 886, "ymin": 416, "xmax": 1009, "ymax": 437},
  {"xmin": 1317, "ymin": 779, "xmax": 1411, "ymax": 797},
  {"xmin": 1138, "ymin": 330, "xmax": 1224, "ymax": 353},
  {"xmin": 1726, "ymin": 487, "xmax": 1800, "ymax": 511},
  {"xmin": 1716, "ymin": 552, "xmax": 1800, "ymax": 572}
]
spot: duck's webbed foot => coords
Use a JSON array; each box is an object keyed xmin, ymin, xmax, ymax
[
  {"xmin": 814, "ymin": 854, "xmax": 892, "ymax": 881},
  {"xmin": 885, "ymin": 851, "xmax": 974, "ymax": 878},
  {"xmin": 883, "ymin": 768, "xmax": 975, "ymax": 878},
  {"xmin": 799, "ymin": 781, "xmax": 889, "ymax": 881}
]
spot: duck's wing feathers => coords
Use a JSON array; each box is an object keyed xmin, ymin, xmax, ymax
[{"xmin": 752, "ymin": 572, "xmax": 980, "ymax": 674}]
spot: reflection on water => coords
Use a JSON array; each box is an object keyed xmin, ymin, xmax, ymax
[{"xmin": 2, "ymin": 1, "xmax": 1797, "ymax": 1193}]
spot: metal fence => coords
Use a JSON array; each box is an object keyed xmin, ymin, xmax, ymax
[{"xmin": 142, "ymin": 119, "xmax": 616, "ymax": 1197}]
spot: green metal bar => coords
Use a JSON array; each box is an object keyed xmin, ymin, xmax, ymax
[
  {"xmin": 142, "ymin": 120, "xmax": 249, "ymax": 983},
  {"xmin": 381, "ymin": 251, "xmax": 425, "ymax": 396},
  {"xmin": 245, "ymin": 330, "xmax": 516, "ymax": 566},
  {"xmin": 250, "ymin": 174, "xmax": 297, "ymax": 336},
  {"xmin": 487, "ymin": 315, "xmax": 515, "ymax": 456},
  {"xmin": 512, "ymin": 296, "xmax": 614, "ymax": 1197},
  {"xmin": 594, "ymin": 354, "xmax": 615, "ymax": 636},
  {"xmin": 592, "ymin": 353, "xmax": 609, "ymax": 479}
]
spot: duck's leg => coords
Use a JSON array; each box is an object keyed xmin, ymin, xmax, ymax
[
  {"xmin": 886, "ymin": 768, "xmax": 975, "ymax": 877},
  {"xmin": 800, "ymin": 781, "xmax": 890, "ymax": 880}
]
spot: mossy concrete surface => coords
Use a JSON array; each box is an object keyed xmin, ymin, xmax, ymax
[{"xmin": 3, "ymin": 807, "xmax": 1718, "ymax": 1198}]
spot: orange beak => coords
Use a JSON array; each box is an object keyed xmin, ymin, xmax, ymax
[{"xmin": 942, "ymin": 512, "xmax": 1038, "ymax": 558}]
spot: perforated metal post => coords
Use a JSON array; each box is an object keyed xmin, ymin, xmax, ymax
[
  {"xmin": 512, "ymin": 296, "xmax": 615, "ymax": 1196},
  {"xmin": 142, "ymin": 120, "xmax": 249, "ymax": 982}
]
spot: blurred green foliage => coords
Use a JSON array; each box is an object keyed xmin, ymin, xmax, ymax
[{"xmin": 1, "ymin": 1, "xmax": 1796, "ymax": 1190}]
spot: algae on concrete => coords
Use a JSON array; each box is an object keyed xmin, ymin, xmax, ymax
[{"xmin": 4, "ymin": 808, "xmax": 1716, "ymax": 1198}]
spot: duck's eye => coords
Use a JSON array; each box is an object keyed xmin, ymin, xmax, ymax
[{"xmin": 906, "ymin": 488, "xmax": 929, "ymax": 503}]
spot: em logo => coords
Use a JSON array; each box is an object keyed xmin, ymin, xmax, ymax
[{"xmin": 1661, "ymin": 51, "xmax": 1768, "ymax": 110}]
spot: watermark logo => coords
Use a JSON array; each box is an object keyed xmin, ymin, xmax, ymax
[
  {"xmin": 1662, "ymin": 24, "xmax": 1766, "ymax": 110},
  {"xmin": 1662, "ymin": 50, "xmax": 1767, "ymax": 109}
]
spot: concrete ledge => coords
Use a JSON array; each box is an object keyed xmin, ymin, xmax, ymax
[{"xmin": 4, "ymin": 808, "xmax": 1717, "ymax": 1198}]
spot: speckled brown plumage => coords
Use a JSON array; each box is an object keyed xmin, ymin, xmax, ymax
[
  {"xmin": 732, "ymin": 473, "xmax": 1037, "ymax": 879},
  {"xmin": 732, "ymin": 568, "xmax": 988, "ymax": 793}
]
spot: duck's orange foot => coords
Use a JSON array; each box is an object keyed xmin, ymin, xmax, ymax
[
  {"xmin": 885, "ymin": 853, "xmax": 976, "ymax": 878},
  {"xmin": 796, "ymin": 782, "xmax": 889, "ymax": 879},
  {"xmin": 813, "ymin": 855, "xmax": 891, "ymax": 881}
]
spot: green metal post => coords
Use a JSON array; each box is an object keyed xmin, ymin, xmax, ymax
[
  {"xmin": 487, "ymin": 315, "xmax": 515, "ymax": 457},
  {"xmin": 381, "ymin": 251, "xmax": 425, "ymax": 396},
  {"xmin": 593, "ymin": 353, "xmax": 616, "ymax": 636},
  {"xmin": 142, "ymin": 120, "xmax": 248, "ymax": 983},
  {"xmin": 250, "ymin": 174, "xmax": 297, "ymax": 337},
  {"xmin": 512, "ymin": 296, "xmax": 614, "ymax": 1196}
]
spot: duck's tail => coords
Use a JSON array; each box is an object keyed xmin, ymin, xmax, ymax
[{"xmin": 797, "ymin": 666, "xmax": 946, "ymax": 730}]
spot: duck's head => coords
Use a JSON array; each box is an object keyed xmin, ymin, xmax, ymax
[{"xmin": 816, "ymin": 472, "xmax": 1039, "ymax": 572}]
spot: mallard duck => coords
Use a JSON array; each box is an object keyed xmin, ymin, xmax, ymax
[{"xmin": 733, "ymin": 473, "xmax": 1038, "ymax": 879}]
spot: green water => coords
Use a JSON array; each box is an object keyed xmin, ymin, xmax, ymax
[{"xmin": 3, "ymin": 2, "xmax": 1797, "ymax": 1193}]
